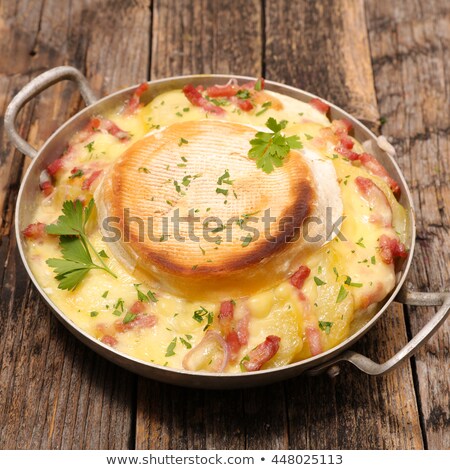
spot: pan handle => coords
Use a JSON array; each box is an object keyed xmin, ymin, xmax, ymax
[
  {"xmin": 308, "ymin": 287, "xmax": 450, "ymax": 377},
  {"xmin": 5, "ymin": 66, "xmax": 98, "ymax": 159}
]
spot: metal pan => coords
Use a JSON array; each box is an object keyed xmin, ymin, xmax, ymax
[{"xmin": 5, "ymin": 66, "xmax": 450, "ymax": 389}]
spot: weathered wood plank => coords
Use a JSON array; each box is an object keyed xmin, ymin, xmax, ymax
[
  {"xmin": 150, "ymin": 0, "xmax": 262, "ymax": 79},
  {"xmin": 265, "ymin": 0, "xmax": 379, "ymax": 129},
  {"xmin": 0, "ymin": 0, "xmax": 151, "ymax": 449},
  {"xmin": 366, "ymin": 0, "xmax": 450, "ymax": 449},
  {"xmin": 265, "ymin": 0, "xmax": 423, "ymax": 449},
  {"xmin": 135, "ymin": 0, "xmax": 291, "ymax": 451}
]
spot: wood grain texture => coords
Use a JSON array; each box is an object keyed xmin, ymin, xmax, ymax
[
  {"xmin": 265, "ymin": 0, "xmax": 379, "ymax": 129},
  {"xmin": 0, "ymin": 0, "xmax": 151, "ymax": 449},
  {"xmin": 150, "ymin": 0, "xmax": 262, "ymax": 79},
  {"xmin": 366, "ymin": 0, "xmax": 450, "ymax": 449},
  {"xmin": 265, "ymin": 0, "xmax": 423, "ymax": 449}
]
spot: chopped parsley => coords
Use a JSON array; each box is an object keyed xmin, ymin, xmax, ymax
[
  {"xmin": 217, "ymin": 169, "xmax": 233, "ymax": 185},
  {"xmin": 314, "ymin": 276, "xmax": 326, "ymax": 286},
  {"xmin": 216, "ymin": 188, "xmax": 228, "ymax": 196},
  {"xmin": 241, "ymin": 234, "xmax": 253, "ymax": 247},
  {"xmin": 254, "ymin": 78, "xmax": 263, "ymax": 91},
  {"xmin": 336, "ymin": 286, "xmax": 348, "ymax": 303},
  {"xmin": 318, "ymin": 321, "xmax": 334, "ymax": 335},
  {"xmin": 102, "ymin": 290, "xmax": 109, "ymax": 298},
  {"xmin": 178, "ymin": 137, "xmax": 189, "ymax": 146},
  {"xmin": 123, "ymin": 312, "xmax": 137, "ymax": 324},
  {"xmin": 98, "ymin": 249, "xmax": 108, "ymax": 258},
  {"xmin": 356, "ymin": 237, "xmax": 366, "ymax": 248},
  {"xmin": 138, "ymin": 167, "xmax": 151, "ymax": 173},
  {"xmin": 255, "ymin": 101, "xmax": 272, "ymax": 116},
  {"xmin": 192, "ymin": 306, "xmax": 214, "ymax": 330},
  {"xmin": 236, "ymin": 89, "xmax": 251, "ymax": 100},
  {"xmin": 69, "ymin": 169, "xmax": 84, "ymax": 179},
  {"xmin": 371, "ymin": 255, "xmax": 376, "ymax": 265},
  {"xmin": 248, "ymin": 118, "xmax": 302, "ymax": 173},
  {"xmin": 165, "ymin": 337, "xmax": 177, "ymax": 357},
  {"xmin": 90, "ymin": 311, "xmax": 99, "ymax": 317},
  {"xmin": 85, "ymin": 141, "xmax": 95, "ymax": 152},
  {"xmin": 45, "ymin": 199, "xmax": 116, "ymax": 290},
  {"xmin": 344, "ymin": 276, "xmax": 363, "ymax": 288},
  {"xmin": 134, "ymin": 284, "xmax": 158, "ymax": 302}
]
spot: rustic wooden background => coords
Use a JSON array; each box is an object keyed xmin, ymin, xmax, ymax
[{"xmin": 0, "ymin": 0, "xmax": 449, "ymax": 450}]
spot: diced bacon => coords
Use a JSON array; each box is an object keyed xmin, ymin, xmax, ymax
[
  {"xmin": 219, "ymin": 300, "xmax": 234, "ymax": 335},
  {"xmin": 305, "ymin": 326, "xmax": 323, "ymax": 356},
  {"xmin": 290, "ymin": 265, "xmax": 311, "ymax": 290},
  {"xmin": 81, "ymin": 170, "xmax": 103, "ymax": 191},
  {"xmin": 125, "ymin": 82, "xmax": 149, "ymax": 115},
  {"xmin": 236, "ymin": 315, "xmax": 249, "ymax": 346},
  {"xmin": 331, "ymin": 118, "xmax": 353, "ymax": 135},
  {"xmin": 226, "ymin": 331, "xmax": 242, "ymax": 361},
  {"xmin": 196, "ymin": 85, "xmax": 204, "ymax": 92},
  {"xmin": 339, "ymin": 135, "xmax": 354, "ymax": 150},
  {"xmin": 22, "ymin": 222, "xmax": 46, "ymax": 240},
  {"xmin": 236, "ymin": 99, "xmax": 253, "ymax": 111},
  {"xmin": 358, "ymin": 153, "xmax": 401, "ymax": 198},
  {"xmin": 46, "ymin": 158, "xmax": 64, "ymax": 176},
  {"xmin": 115, "ymin": 314, "xmax": 157, "ymax": 333},
  {"xmin": 74, "ymin": 117, "xmax": 101, "ymax": 143},
  {"xmin": 102, "ymin": 119, "xmax": 130, "ymax": 142},
  {"xmin": 130, "ymin": 300, "xmax": 147, "ymax": 314},
  {"xmin": 40, "ymin": 181, "xmax": 54, "ymax": 197},
  {"xmin": 309, "ymin": 98, "xmax": 330, "ymax": 114},
  {"xmin": 101, "ymin": 335, "xmax": 118, "ymax": 347},
  {"xmin": 206, "ymin": 83, "xmax": 238, "ymax": 98},
  {"xmin": 242, "ymin": 335, "xmax": 281, "ymax": 372},
  {"xmin": 355, "ymin": 176, "xmax": 392, "ymax": 227},
  {"xmin": 378, "ymin": 234, "xmax": 407, "ymax": 264},
  {"xmin": 335, "ymin": 145, "xmax": 360, "ymax": 161},
  {"xmin": 182, "ymin": 84, "xmax": 225, "ymax": 115}
]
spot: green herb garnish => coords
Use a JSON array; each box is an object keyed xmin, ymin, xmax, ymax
[
  {"xmin": 46, "ymin": 199, "xmax": 116, "ymax": 290},
  {"xmin": 318, "ymin": 321, "xmax": 333, "ymax": 335},
  {"xmin": 314, "ymin": 276, "xmax": 326, "ymax": 286},
  {"xmin": 165, "ymin": 338, "xmax": 177, "ymax": 357},
  {"xmin": 248, "ymin": 118, "xmax": 302, "ymax": 173},
  {"xmin": 336, "ymin": 286, "xmax": 348, "ymax": 303},
  {"xmin": 236, "ymin": 89, "xmax": 251, "ymax": 100},
  {"xmin": 241, "ymin": 234, "xmax": 253, "ymax": 247},
  {"xmin": 123, "ymin": 312, "xmax": 137, "ymax": 324},
  {"xmin": 178, "ymin": 137, "xmax": 189, "ymax": 146}
]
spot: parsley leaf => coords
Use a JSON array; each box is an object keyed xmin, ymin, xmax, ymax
[
  {"xmin": 45, "ymin": 199, "xmax": 116, "ymax": 290},
  {"xmin": 318, "ymin": 321, "xmax": 334, "ymax": 335},
  {"xmin": 248, "ymin": 118, "xmax": 303, "ymax": 173}
]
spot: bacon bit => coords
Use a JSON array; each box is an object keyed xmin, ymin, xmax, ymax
[
  {"xmin": 130, "ymin": 300, "xmax": 147, "ymax": 314},
  {"xmin": 355, "ymin": 176, "xmax": 392, "ymax": 227},
  {"xmin": 40, "ymin": 180, "xmax": 54, "ymax": 196},
  {"xmin": 73, "ymin": 117, "xmax": 101, "ymax": 144},
  {"xmin": 196, "ymin": 85, "xmax": 205, "ymax": 92},
  {"xmin": 101, "ymin": 335, "xmax": 118, "ymax": 347},
  {"xmin": 290, "ymin": 265, "xmax": 311, "ymax": 290},
  {"xmin": 236, "ymin": 315, "xmax": 249, "ymax": 346},
  {"xmin": 236, "ymin": 99, "xmax": 253, "ymax": 111},
  {"xmin": 219, "ymin": 300, "xmax": 234, "ymax": 335},
  {"xmin": 339, "ymin": 135, "xmax": 354, "ymax": 150},
  {"xmin": 242, "ymin": 335, "xmax": 281, "ymax": 372},
  {"xmin": 125, "ymin": 82, "xmax": 149, "ymax": 115},
  {"xmin": 46, "ymin": 158, "xmax": 64, "ymax": 176},
  {"xmin": 331, "ymin": 118, "xmax": 353, "ymax": 135},
  {"xmin": 335, "ymin": 145, "xmax": 360, "ymax": 161},
  {"xmin": 22, "ymin": 222, "xmax": 46, "ymax": 240},
  {"xmin": 226, "ymin": 331, "xmax": 242, "ymax": 361},
  {"xmin": 206, "ymin": 83, "xmax": 238, "ymax": 98},
  {"xmin": 309, "ymin": 98, "xmax": 330, "ymax": 114},
  {"xmin": 114, "ymin": 314, "xmax": 157, "ymax": 333},
  {"xmin": 183, "ymin": 84, "xmax": 225, "ymax": 115},
  {"xmin": 81, "ymin": 170, "xmax": 103, "ymax": 191},
  {"xmin": 305, "ymin": 326, "xmax": 323, "ymax": 356},
  {"xmin": 102, "ymin": 119, "xmax": 130, "ymax": 142},
  {"xmin": 379, "ymin": 235, "xmax": 407, "ymax": 264},
  {"xmin": 358, "ymin": 153, "xmax": 401, "ymax": 197}
]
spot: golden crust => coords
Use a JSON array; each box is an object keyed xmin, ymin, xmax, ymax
[{"xmin": 98, "ymin": 120, "xmax": 316, "ymax": 297}]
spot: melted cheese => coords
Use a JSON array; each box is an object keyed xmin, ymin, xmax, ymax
[{"xmin": 25, "ymin": 86, "xmax": 407, "ymax": 373}]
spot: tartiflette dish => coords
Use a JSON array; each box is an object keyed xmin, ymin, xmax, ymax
[{"xmin": 22, "ymin": 78, "xmax": 408, "ymax": 373}]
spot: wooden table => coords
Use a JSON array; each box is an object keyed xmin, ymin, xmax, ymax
[{"xmin": 0, "ymin": 0, "xmax": 449, "ymax": 450}]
